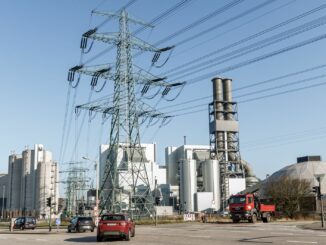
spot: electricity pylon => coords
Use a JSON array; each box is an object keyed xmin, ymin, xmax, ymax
[{"xmin": 68, "ymin": 9, "xmax": 184, "ymax": 218}]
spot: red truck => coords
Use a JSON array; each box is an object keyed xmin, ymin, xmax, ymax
[
  {"xmin": 229, "ymin": 194, "xmax": 275, "ymax": 223},
  {"xmin": 97, "ymin": 214, "xmax": 135, "ymax": 242}
]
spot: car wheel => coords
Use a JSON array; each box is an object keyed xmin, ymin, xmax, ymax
[
  {"xmin": 91, "ymin": 229, "xmax": 94, "ymax": 232},
  {"xmin": 68, "ymin": 229, "xmax": 71, "ymax": 233},
  {"xmin": 125, "ymin": 229, "xmax": 131, "ymax": 241},
  {"xmin": 96, "ymin": 235, "xmax": 102, "ymax": 242},
  {"xmin": 232, "ymin": 218, "xmax": 240, "ymax": 223}
]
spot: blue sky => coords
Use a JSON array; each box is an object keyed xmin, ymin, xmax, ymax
[{"xmin": 1, "ymin": 0, "xmax": 326, "ymax": 181}]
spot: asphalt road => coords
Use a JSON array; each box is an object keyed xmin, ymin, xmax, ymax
[{"xmin": 0, "ymin": 222, "xmax": 325, "ymax": 244}]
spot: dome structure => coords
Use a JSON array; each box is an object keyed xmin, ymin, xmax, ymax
[{"xmin": 265, "ymin": 156, "xmax": 326, "ymax": 194}]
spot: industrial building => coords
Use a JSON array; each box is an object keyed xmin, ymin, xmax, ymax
[
  {"xmin": 165, "ymin": 77, "xmax": 259, "ymax": 212},
  {"xmin": 6, "ymin": 144, "xmax": 59, "ymax": 218},
  {"xmin": 99, "ymin": 143, "xmax": 166, "ymax": 212},
  {"xmin": 263, "ymin": 156, "xmax": 326, "ymax": 194},
  {"xmin": 0, "ymin": 174, "xmax": 8, "ymax": 218}
]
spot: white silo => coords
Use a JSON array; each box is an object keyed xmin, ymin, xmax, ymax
[
  {"xmin": 21, "ymin": 150, "xmax": 34, "ymax": 212},
  {"xmin": 35, "ymin": 150, "xmax": 55, "ymax": 217},
  {"xmin": 7, "ymin": 154, "xmax": 22, "ymax": 211},
  {"xmin": 180, "ymin": 159, "xmax": 197, "ymax": 212},
  {"xmin": 166, "ymin": 146, "xmax": 178, "ymax": 186},
  {"xmin": 202, "ymin": 159, "xmax": 220, "ymax": 211}
]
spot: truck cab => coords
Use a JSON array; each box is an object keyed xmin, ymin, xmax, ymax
[{"xmin": 229, "ymin": 194, "xmax": 275, "ymax": 223}]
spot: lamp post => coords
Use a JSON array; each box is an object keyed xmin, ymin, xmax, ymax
[
  {"xmin": 82, "ymin": 156, "xmax": 99, "ymax": 223},
  {"xmin": 315, "ymin": 174, "xmax": 325, "ymax": 228}
]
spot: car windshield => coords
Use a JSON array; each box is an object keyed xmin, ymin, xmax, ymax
[
  {"xmin": 230, "ymin": 196, "xmax": 246, "ymax": 204},
  {"xmin": 102, "ymin": 215, "xmax": 126, "ymax": 221}
]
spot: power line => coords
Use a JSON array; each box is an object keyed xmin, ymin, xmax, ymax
[
  {"xmin": 152, "ymin": 0, "xmax": 245, "ymax": 46},
  {"xmin": 155, "ymin": 64, "xmax": 326, "ymax": 112},
  {"xmin": 169, "ymin": 79, "xmax": 326, "ymax": 117},
  {"xmin": 173, "ymin": 0, "xmax": 296, "ymax": 57},
  {"xmin": 172, "ymin": 0, "xmax": 276, "ymax": 48},
  {"xmin": 186, "ymin": 32, "xmax": 326, "ymax": 85},
  {"xmin": 163, "ymin": 3, "xmax": 326, "ymax": 77}
]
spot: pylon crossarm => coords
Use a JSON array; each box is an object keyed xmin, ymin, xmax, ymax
[
  {"xmin": 129, "ymin": 36, "xmax": 159, "ymax": 52},
  {"xmin": 91, "ymin": 10, "xmax": 120, "ymax": 19},
  {"xmin": 73, "ymin": 64, "xmax": 115, "ymax": 81},
  {"xmin": 92, "ymin": 10, "xmax": 153, "ymax": 28},
  {"xmin": 88, "ymin": 32, "xmax": 120, "ymax": 45}
]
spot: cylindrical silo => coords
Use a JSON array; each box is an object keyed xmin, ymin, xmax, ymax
[
  {"xmin": 166, "ymin": 147, "xmax": 178, "ymax": 185},
  {"xmin": 202, "ymin": 159, "xmax": 220, "ymax": 211},
  {"xmin": 21, "ymin": 150, "xmax": 34, "ymax": 212},
  {"xmin": 8, "ymin": 155, "xmax": 23, "ymax": 211},
  {"xmin": 180, "ymin": 159, "xmax": 197, "ymax": 212}
]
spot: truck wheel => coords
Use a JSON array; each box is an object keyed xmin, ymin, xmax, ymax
[
  {"xmin": 250, "ymin": 214, "xmax": 257, "ymax": 223},
  {"xmin": 266, "ymin": 214, "xmax": 271, "ymax": 223}
]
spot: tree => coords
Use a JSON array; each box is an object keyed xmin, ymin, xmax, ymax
[{"xmin": 264, "ymin": 177, "xmax": 311, "ymax": 219}]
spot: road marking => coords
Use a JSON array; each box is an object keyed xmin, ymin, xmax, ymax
[
  {"xmin": 36, "ymin": 239, "xmax": 47, "ymax": 241},
  {"xmin": 189, "ymin": 235, "xmax": 210, "ymax": 238},
  {"xmin": 271, "ymin": 232, "xmax": 294, "ymax": 235},
  {"xmin": 287, "ymin": 241, "xmax": 317, "ymax": 244}
]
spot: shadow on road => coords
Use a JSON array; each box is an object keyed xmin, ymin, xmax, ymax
[
  {"xmin": 65, "ymin": 236, "xmax": 125, "ymax": 243},
  {"xmin": 239, "ymin": 236, "xmax": 275, "ymax": 243},
  {"xmin": 65, "ymin": 236, "xmax": 97, "ymax": 243}
]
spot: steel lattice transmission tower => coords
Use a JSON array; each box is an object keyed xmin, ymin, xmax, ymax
[{"xmin": 68, "ymin": 9, "xmax": 183, "ymax": 217}]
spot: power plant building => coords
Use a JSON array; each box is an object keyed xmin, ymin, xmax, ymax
[
  {"xmin": 99, "ymin": 143, "xmax": 166, "ymax": 211},
  {"xmin": 0, "ymin": 174, "xmax": 8, "ymax": 218},
  {"xmin": 166, "ymin": 144, "xmax": 239, "ymax": 212},
  {"xmin": 6, "ymin": 144, "xmax": 59, "ymax": 218}
]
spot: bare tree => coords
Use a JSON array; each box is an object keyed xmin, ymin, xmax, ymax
[{"xmin": 264, "ymin": 177, "xmax": 311, "ymax": 218}]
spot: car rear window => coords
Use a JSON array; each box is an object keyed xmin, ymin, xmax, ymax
[{"xmin": 102, "ymin": 215, "xmax": 126, "ymax": 221}]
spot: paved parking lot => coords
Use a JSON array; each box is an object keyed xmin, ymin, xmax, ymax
[{"xmin": 0, "ymin": 222, "xmax": 325, "ymax": 244}]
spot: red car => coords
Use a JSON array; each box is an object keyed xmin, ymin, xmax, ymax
[{"xmin": 96, "ymin": 214, "xmax": 135, "ymax": 242}]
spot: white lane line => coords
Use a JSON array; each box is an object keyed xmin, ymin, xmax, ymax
[
  {"xmin": 271, "ymin": 232, "xmax": 294, "ymax": 235},
  {"xmin": 36, "ymin": 239, "xmax": 47, "ymax": 241},
  {"xmin": 189, "ymin": 235, "xmax": 210, "ymax": 238},
  {"xmin": 287, "ymin": 241, "xmax": 317, "ymax": 244}
]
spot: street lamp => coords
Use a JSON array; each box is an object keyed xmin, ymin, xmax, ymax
[
  {"xmin": 82, "ymin": 156, "xmax": 99, "ymax": 223},
  {"xmin": 314, "ymin": 174, "xmax": 325, "ymax": 228}
]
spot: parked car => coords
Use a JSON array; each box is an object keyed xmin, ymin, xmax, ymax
[
  {"xmin": 67, "ymin": 216, "xmax": 95, "ymax": 233},
  {"xmin": 12, "ymin": 217, "xmax": 36, "ymax": 230},
  {"xmin": 97, "ymin": 214, "xmax": 135, "ymax": 242}
]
